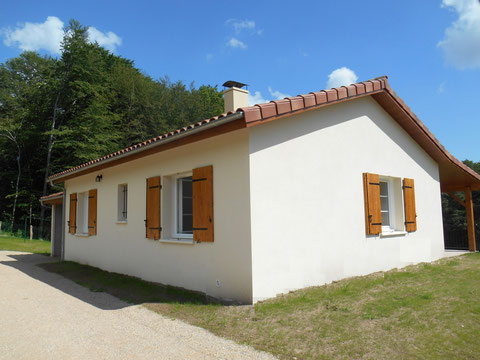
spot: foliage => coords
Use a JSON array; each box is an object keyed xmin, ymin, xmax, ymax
[
  {"xmin": 442, "ymin": 160, "xmax": 480, "ymax": 233},
  {"xmin": 0, "ymin": 19, "xmax": 224, "ymax": 231}
]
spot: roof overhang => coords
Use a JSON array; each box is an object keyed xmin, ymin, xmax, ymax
[{"xmin": 40, "ymin": 192, "xmax": 63, "ymax": 206}]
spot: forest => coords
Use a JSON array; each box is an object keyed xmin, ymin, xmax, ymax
[
  {"xmin": 0, "ymin": 20, "xmax": 478, "ymax": 242},
  {"xmin": 0, "ymin": 20, "xmax": 224, "ymax": 237}
]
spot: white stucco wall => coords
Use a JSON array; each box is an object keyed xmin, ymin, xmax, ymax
[
  {"xmin": 249, "ymin": 97, "xmax": 445, "ymax": 302},
  {"xmin": 64, "ymin": 129, "xmax": 253, "ymax": 303}
]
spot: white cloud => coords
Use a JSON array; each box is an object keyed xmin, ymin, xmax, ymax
[
  {"xmin": 268, "ymin": 86, "xmax": 291, "ymax": 100},
  {"xmin": 248, "ymin": 91, "xmax": 267, "ymax": 106},
  {"xmin": 438, "ymin": 0, "xmax": 480, "ymax": 69},
  {"xmin": 206, "ymin": 53, "xmax": 214, "ymax": 62},
  {"xmin": 87, "ymin": 27, "xmax": 122, "ymax": 52},
  {"xmin": 3, "ymin": 16, "xmax": 64, "ymax": 54},
  {"xmin": 438, "ymin": 82, "xmax": 446, "ymax": 93},
  {"xmin": 226, "ymin": 19, "xmax": 262, "ymax": 35},
  {"xmin": 2, "ymin": 16, "xmax": 122, "ymax": 55},
  {"xmin": 227, "ymin": 37, "xmax": 247, "ymax": 49},
  {"xmin": 247, "ymin": 87, "xmax": 291, "ymax": 105},
  {"xmin": 326, "ymin": 67, "xmax": 358, "ymax": 88}
]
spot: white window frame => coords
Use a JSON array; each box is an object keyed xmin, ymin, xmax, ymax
[
  {"xmin": 172, "ymin": 173, "xmax": 193, "ymax": 239},
  {"xmin": 117, "ymin": 184, "xmax": 128, "ymax": 222},
  {"xmin": 379, "ymin": 177, "xmax": 396, "ymax": 233},
  {"xmin": 76, "ymin": 191, "xmax": 89, "ymax": 235}
]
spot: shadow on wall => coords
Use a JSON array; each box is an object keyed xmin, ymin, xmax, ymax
[{"xmin": 0, "ymin": 253, "xmax": 131, "ymax": 311}]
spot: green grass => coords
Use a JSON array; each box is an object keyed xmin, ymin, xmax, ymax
[
  {"xmin": 0, "ymin": 233, "xmax": 51, "ymax": 254},
  {"xmin": 40, "ymin": 253, "xmax": 480, "ymax": 360}
]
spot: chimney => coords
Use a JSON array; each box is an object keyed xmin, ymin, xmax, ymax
[{"xmin": 222, "ymin": 81, "xmax": 248, "ymax": 113}]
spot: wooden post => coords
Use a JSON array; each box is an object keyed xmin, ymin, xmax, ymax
[{"xmin": 465, "ymin": 187, "xmax": 476, "ymax": 252}]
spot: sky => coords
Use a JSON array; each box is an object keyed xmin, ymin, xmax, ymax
[{"xmin": 0, "ymin": 0, "xmax": 479, "ymax": 160}]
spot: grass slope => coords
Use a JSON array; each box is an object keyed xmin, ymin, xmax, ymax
[
  {"xmin": 0, "ymin": 234, "xmax": 51, "ymax": 254},
  {"xmin": 41, "ymin": 253, "xmax": 480, "ymax": 360}
]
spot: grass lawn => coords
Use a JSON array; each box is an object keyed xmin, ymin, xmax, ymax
[
  {"xmin": 41, "ymin": 253, "xmax": 480, "ymax": 360},
  {"xmin": 0, "ymin": 233, "xmax": 51, "ymax": 254}
]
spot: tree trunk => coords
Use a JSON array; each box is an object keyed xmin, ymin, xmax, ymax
[
  {"xmin": 11, "ymin": 149, "xmax": 21, "ymax": 229},
  {"xmin": 39, "ymin": 91, "xmax": 61, "ymax": 236}
]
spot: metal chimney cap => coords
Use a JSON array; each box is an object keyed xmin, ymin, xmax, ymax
[{"xmin": 222, "ymin": 80, "xmax": 247, "ymax": 89}]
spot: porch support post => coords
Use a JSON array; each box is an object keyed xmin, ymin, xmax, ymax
[{"xmin": 465, "ymin": 187, "xmax": 476, "ymax": 252}]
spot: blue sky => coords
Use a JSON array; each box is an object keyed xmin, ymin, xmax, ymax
[{"xmin": 1, "ymin": 0, "xmax": 479, "ymax": 160}]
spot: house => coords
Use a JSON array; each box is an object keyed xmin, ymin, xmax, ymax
[{"xmin": 40, "ymin": 76, "xmax": 480, "ymax": 304}]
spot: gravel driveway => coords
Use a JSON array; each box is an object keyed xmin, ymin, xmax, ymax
[{"xmin": 0, "ymin": 251, "xmax": 276, "ymax": 360}]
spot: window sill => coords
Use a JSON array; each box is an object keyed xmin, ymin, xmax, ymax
[
  {"xmin": 159, "ymin": 238, "xmax": 195, "ymax": 245},
  {"xmin": 74, "ymin": 233, "xmax": 89, "ymax": 237},
  {"xmin": 116, "ymin": 220, "xmax": 128, "ymax": 224},
  {"xmin": 380, "ymin": 231, "xmax": 407, "ymax": 238}
]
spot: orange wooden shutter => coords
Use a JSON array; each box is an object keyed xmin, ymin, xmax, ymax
[
  {"xmin": 69, "ymin": 193, "xmax": 77, "ymax": 234},
  {"xmin": 88, "ymin": 189, "xmax": 97, "ymax": 236},
  {"xmin": 403, "ymin": 178, "xmax": 417, "ymax": 232},
  {"xmin": 363, "ymin": 173, "xmax": 382, "ymax": 235},
  {"xmin": 146, "ymin": 176, "xmax": 161, "ymax": 240},
  {"xmin": 193, "ymin": 165, "xmax": 214, "ymax": 243}
]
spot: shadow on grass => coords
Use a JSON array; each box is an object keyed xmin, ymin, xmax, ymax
[
  {"xmin": 39, "ymin": 260, "xmax": 223, "ymax": 306},
  {"xmin": 2, "ymin": 253, "xmax": 225, "ymax": 310}
]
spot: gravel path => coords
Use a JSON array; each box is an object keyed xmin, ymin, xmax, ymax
[{"xmin": 0, "ymin": 251, "xmax": 276, "ymax": 360}]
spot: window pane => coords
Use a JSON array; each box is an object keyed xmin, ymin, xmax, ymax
[
  {"xmin": 178, "ymin": 176, "xmax": 193, "ymax": 234},
  {"xmin": 381, "ymin": 196, "xmax": 389, "ymax": 210},
  {"xmin": 381, "ymin": 211, "xmax": 390, "ymax": 226},
  {"xmin": 182, "ymin": 177, "xmax": 192, "ymax": 197},
  {"xmin": 183, "ymin": 197, "xmax": 192, "ymax": 215},
  {"xmin": 380, "ymin": 181, "xmax": 388, "ymax": 196},
  {"xmin": 182, "ymin": 215, "xmax": 193, "ymax": 233}
]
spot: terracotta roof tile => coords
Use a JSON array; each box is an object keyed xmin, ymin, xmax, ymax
[
  {"xmin": 289, "ymin": 96, "xmax": 305, "ymax": 111},
  {"xmin": 40, "ymin": 192, "xmax": 63, "ymax": 200},
  {"xmin": 272, "ymin": 99, "xmax": 291, "ymax": 115}
]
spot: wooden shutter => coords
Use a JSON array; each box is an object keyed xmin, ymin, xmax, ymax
[
  {"xmin": 69, "ymin": 193, "xmax": 77, "ymax": 234},
  {"xmin": 363, "ymin": 173, "xmax": 382, "ymax": 235},
  {"xmin": 403, "ymin": 178, "xmax": 417, "ymax": 232},
  {"xmin": 88, "ymin": 189, "xmax": 97, "ymax": 236},
  {"xmin": 146, "ymin": 176, "xmax": 161, "ymax": 240},
  {"xmin": 193, "ymin": 165, "xmax": 214, "ymax": 243}
]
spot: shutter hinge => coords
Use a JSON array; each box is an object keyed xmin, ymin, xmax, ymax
[
  {"xmin": 402, "ymin": 186, "xmax": 413, "ymax": 189},
  {"xmin": 192, "ymin": 178, "xmax": 207, "ymax": 183},
  {"xmin": 369, "ymin": 182, "xmax": 380, "ymax": 186},
  {"xmin": 405, "ymin": 221, "xmax": 415, "ymax": 224},
  {"xmin": 192, "ymin": 227, "xmax": 208, "ymax": 230}
]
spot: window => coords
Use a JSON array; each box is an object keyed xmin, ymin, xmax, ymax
[
  {"xmin": 364, "ymin": 173, "xmax": 409, "ymax": 235},
  {"xmin": 76, "ymin": 192, "xmax": 89, "ymax": 234},
  {"xmin": 380, "ymin": 180, "xmax": 394, "ymax": 231},
  {"xmin": 176, "ymin": 176, "xmax": 193, "ymax": 236},
  {"xmin": 117, "ymin": 184, "xmax": 128, "ymax": 221}
]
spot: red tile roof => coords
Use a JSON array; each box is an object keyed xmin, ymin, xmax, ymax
[
  {"xmin": 238, "ymin": 76, "xmax": 387, "ymax": 124},
  {"xmin": 48, "ymin": 76, "xmax": 480, "ymax": 191},
  {"xmin": 48, "ymin": 112, "xmax": 238, "ymax": 181},
  {"xmin": 40, "ymin": 192, "xmax": 63, "ymax": 200}
]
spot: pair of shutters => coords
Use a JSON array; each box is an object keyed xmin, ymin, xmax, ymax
[
  {"xmin": 68, "ymin": 189, "xmax": 97, "ymax": 235},
  {"xmin": 363, "ymin": 173, "xmax": 417, "ymax": 235},
  {"xmin": 145, "ymin": 165, "xmax": 214, "ymax": 243}
]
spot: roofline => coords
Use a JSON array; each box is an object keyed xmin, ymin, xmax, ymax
[
  {"xmin": 40, "ymin": 191, "xmax": 64, "ymax": 205},
  {"xmin": 49, "ymin": 111, "xmax": 244, "ymax": 183},
  {"xmin": 47, "ymin": 75, "xmax": 480, "ymax": 191}
]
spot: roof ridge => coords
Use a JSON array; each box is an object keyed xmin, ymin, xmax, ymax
[{"xmin": 239, "ymin": 76, "xmax": 389, "ymax": 123}]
